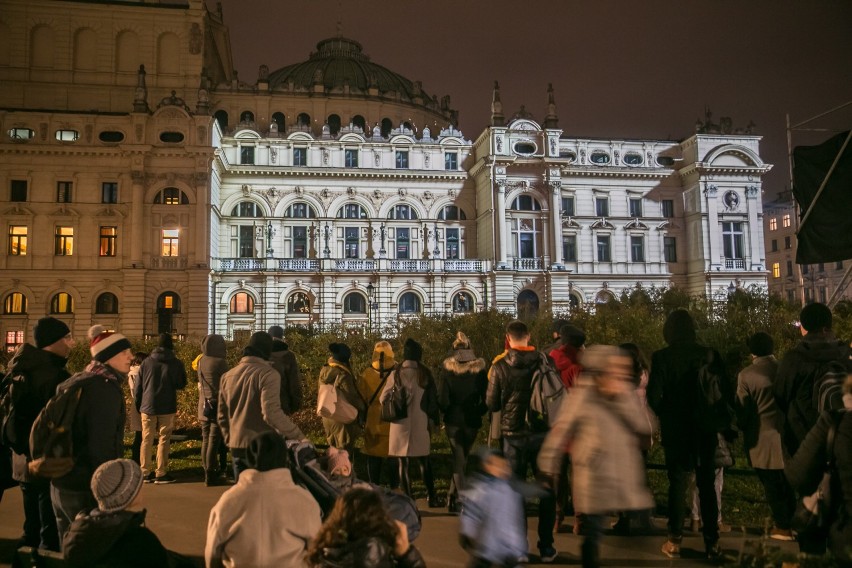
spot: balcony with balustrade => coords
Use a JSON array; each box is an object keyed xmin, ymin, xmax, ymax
[{"xmin": 213, "ymin": 257, "xmax": 490, "ymax": 274}]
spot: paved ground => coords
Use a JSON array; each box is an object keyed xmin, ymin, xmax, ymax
[{"xmin": 0, "ymin": 480, "xmax": 797, "ymax": 567}]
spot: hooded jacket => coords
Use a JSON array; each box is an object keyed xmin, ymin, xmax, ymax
[
  {"xmin": 269, "ymin": 339, "xmax": 302, "ymax": 414},
  {"xmin": 135, "ymin": 346, "xmax": 187, "ymax": 415},
  {"xmin": 357, "ymin": 350, "xmax": 396, "ymax": 457},
  {"xmin": 197, "ymin": 334, "xmax": 229, "ymax": 421},
  {"xmin": 63, "ymin": 508, "xmax": 169, "ymax": 568},
  {"xmin": 486, "ymin": 347, "xmax": 542, "ymax": 436},
  {"xmin": 437, "ymin": 354, "xmax": 487, "ymax": 430}
]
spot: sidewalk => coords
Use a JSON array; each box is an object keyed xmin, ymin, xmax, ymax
[{"xmin": 0, "ymin": 481, "xmax": 797, "ymax": 567}]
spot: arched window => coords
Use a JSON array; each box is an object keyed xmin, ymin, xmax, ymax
[
  {"xmin": 388, "ymin": 204, "xmax": 418, "ymax": 220},
  {"xmin": 327, "ymin": 114, "xmax": 341, "ymax": 136},
  {"xmin": 214, "ymin": 110, "xmax": 229, "ymax": 131},
  {"xmin": 343, "ymin": 292, "xmax": 366, "ymax": 314},
  {"xmin": 231, "ymin": 201, "xmax": 261, "ymax": 217},
  {"xmin": 3, "ymin": 293, "xmax": 27, "ymax": 314},
  {"xmin": 50, "ymin": 293, "xmax": 74, "ymax": 314},
  {"xmin": 438, "ymin": 205, "xmax": 467, "ymax": 220},
  {"xmin": 569, "ymin": 293, "xmax": 581, "ymax": 310},
  {"xmin": 284, "ymin": 202, "xmax": 316, "ymax": 218},
  {"xmin": 230, "ymin": 292, "xmax": 254, "ymax": 314},
  {"xmin": 271, "ymin": 112, "xmax": 285, "ymax": 132},
  {"xmin": 240, "ymin": 110, "xmax": 254, "ymax": 123},
  {"xmin": 96, "ymin": 292, "xmax": 119, "ymax": 314},
  {"xmin": 336, "ymin": 203, "xmax": 368, "ymax": 219},
  {"xmin": 73, "ymin": 28, "xmax": 97, "ymax": 71},
  {"xmin": 403, "ymin": 121, "xmax": 413, "ymax": 132},
  {"xmin": 595, "ymin": 290, "xmax": 615, "ymax": 304},
  {"xmin": 156, "ymin": 292, "xmax": 180, "ymax": 334},
  {"xmin": 380, "ymin": 118, "xmax": 392, "ymax": 137},
  {"xmin": 511, "ymin": 195, "xmax": 541, "ymax": 211},
  {"xmin": 452, "ymin": 292, "xmax": 474, "ymax": 313},
  {"xmin": 517, "ymin": 289, "xmax": 539, "ymax": 320},
  {"xmin": 296, "ymin": 113, "xmax": 311, "ymax": 127},
  {"xmin": 399, "ymin": 292, "xmax": 421, "ymax": 314},
  {"xmin": 351, "ymin": 115, "xmax": 366, "ymax": 132},
  {"xmin": 154, "ymin": 187, "xmax": 189, "ymax": 205},
  {"xmin": 287, "ymin": 292, "xmax": 311, "ymax": 314}
]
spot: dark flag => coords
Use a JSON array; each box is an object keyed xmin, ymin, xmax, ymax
[{"xmin": 793, "ymin": 131, "xmax": 852, "ymax": 264}]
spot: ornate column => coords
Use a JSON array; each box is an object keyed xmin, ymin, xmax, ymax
[
  {"xmin": 495, "ymin": 179, "xmax": 508, "ymax": 268},
  {"xmin": 704, "ymin": 184, "xmax": 721, "ymax": 271},
  {"xmin": 549, "ymin": 179, "xmax": 563, "ymax": 267},
  {"xmin": 130, "ymin": 169, "xmax": 145, "ymax": 265},
  {"xmin": 745, "ymin": 185, "xmax": 763, "ymax": 270}
]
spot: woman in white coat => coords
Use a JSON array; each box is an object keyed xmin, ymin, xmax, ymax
[{"xmin": 380, "ymin": 338, "xmax": 439, "ymax": 506}]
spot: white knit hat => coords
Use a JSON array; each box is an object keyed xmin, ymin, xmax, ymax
[{"xmin": 88, "ymin": 325, "xmax": 132, "ymax": 363}]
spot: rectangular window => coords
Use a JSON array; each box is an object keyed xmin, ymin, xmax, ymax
[
  {"xmin": 162, "ymin": 229, "xmax": 179, "ymax": 256},
  {"xmin": 819, "ymin": 287, "xmax": 827, "ymax": 304},
  {"xmin": 238, "ymin": 226, "xmax": 254, "ymax": 258},
  {"xmin": 782, "ymin": 214, "xmax": 791, "ymax": 228},
  {"xmin": 769, "ymin": 217, "xmax": 778, "ymax": 231},
  {"xmin": 818, "ymin": 262, "xmax": 825, "ymax": 272},
  {"xmin": 663, "ymin": 236, "xmax": 677, "ymax": 262},
  {"xmin": 561, "ymin": 196, "xmax": 575, "ymax": 217},
  {"xmin": 293, "ymin": 226, "xmax": 307, "ymax": 258},
  {"xmin": 629, "ymin": 197, "xmax": 643, "ymax": 218},
  {"xmin": 8, "ymin": 226, "xmax": 27, "ymax": 256},
  {"xmin": 444, "ymin": 152, "xmax": 458, "ymax": 170},
  {"xmin": 395, "ymin": 228, "xmax": 410, "ymax": 259},
  {"xmin": 722, "ymin": 221, "xmax": 744, "ymax": 259},
  {"xmin": 787, "ymin": 289, "xmax": 795, "ymax": 303},
  {"xmin": 54, "ymin": 226, "xmax": 74, "ymax": 256},
  {"xmin": 345, "ymin": 227, "xmax": 359, "ymax": 258},
  {"xmin": 445, "ymin": 228, "xmax": 459, "ymax": 259},
  {"xmin": 630, "ymin": 236, "xmax": 644, "ymax": 262},
  {"xmin": 344, "ymin": 149, "xmax": 358, "ymax": 168},
  {"xmin": 519, "ymin": 233, "xmax": 534, "ymax": 258},
  {"xmin": 5, "ymin": 330, "xmax": 24, "ymax": 353},
  {"xmin": 395, "ymin": 150, "xmax": 409, "ymax": 169},
  {"xmin": 786, "ymin": 260, "xmax": 793, "ymax": 276},
  {"xmin": 293, "ymin": 147, "xmax": 307, "ymax": 166},
  {"xmin": 240, "ymin": 146, "xmax": 255, "ymax": 165},
  {"xmin": 595, "ymin": 197, "xmax": 609, "ymax": 217},
  {"xmin": 771, "ymin": 239, "xmax": 778, "ymax": 252},
  {"xmin": 562, "ymin": 235, "xmax": 577, "ymax": 262},
  {"xmin": 784, "ymin": 236, "xmax": 791, "ymax": 249},
  {"xmin": 102, "ymin": 182, "xmax": 118, "ymax": 204},
  {"xmin": 99, "ymin": 226, "xmax": 117, "ymax": 256},
  {"xmin": 661, "ymin": 199, "xmax": 674, "ymax": 218},
  {"xmin": 10, "ymin": 180, "xmax": 27, "ymax": 202},
  {"xmin": 772, "ymin": 262, "xmax": 780, "ymax": 278},
  {"xmin": 597, "ymin": 235, "xmax": 611, "ymax": 262},
  {"xmin": 57, "ymin": 181, "xmax": 72, "ymax": 203}
]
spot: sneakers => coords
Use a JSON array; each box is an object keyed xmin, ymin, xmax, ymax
[
  {"xmin": 143, "ymin": 472, "xmax": 156, "ymax": 484},
  {"xmin": 153, "ymin": 473, "xmax": 176, "ymax": 484},
  {"xmin": 661, "ymin": 540, "xmax": 681, "ymax": 559},
  {"xmin": 539, "ymin": 546, "xmax": 558, "ymax": 563},
  {"xmin": 769, "ymin": 527, "xmax": 794, "ymax": 541}
]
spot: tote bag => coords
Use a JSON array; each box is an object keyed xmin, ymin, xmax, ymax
[{"xmin": 317, "ymin": 383, "xmax": 358, "ymax": 424}]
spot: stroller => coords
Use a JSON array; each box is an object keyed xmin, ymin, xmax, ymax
[{"xmin": 288, "ymin": 442, "xmax": 421, "ymax": 541}]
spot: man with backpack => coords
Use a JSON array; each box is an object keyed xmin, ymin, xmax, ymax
[
  {"xmin": 49, "ymin": 325, "xmax": 132, "ymax": 540},
  {"xmin": 486, "ymin": 320, "xmax": 558, "ymax": 563},
  {"xmin": 774, "ymin": 302, "xmax": 852, "ymax": 456},
  {"xmin": 2, "ymin": 317, "xmax": 74, "ymax": 550}
]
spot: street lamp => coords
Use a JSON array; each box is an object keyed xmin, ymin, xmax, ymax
[{"xmin": 366, "ymin": 283, "xmax": 375, "ymax": 332}]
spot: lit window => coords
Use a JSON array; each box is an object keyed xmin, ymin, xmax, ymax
[
  {"xmin": 399, "ymin": 292, "xmax": 421, "ymax": 314},
  {"xmin": 162, "ymin": 229, "xmax": 179, "ymax": 256},
  {"xmin": 96, "ymin": 292, "xmax": 119, "ymax": 314},
  {"xmin": 229, "ymin": 292, "xmax": 254, "ymax": 314},
  {"xmin": 8, "ymin": 128, "xmax": 34, "ymax": 140},
  {"xmin": 4, "ymin": 293, "xmax": 27, "ymax": 314},
  {"xmin": 782, "ymin": 214, "xmax": 791, "ymax": 228},
  {"xmin": 57, "ymin": 181, "xmax": 72, "ymax": 203},
  {"xmin": 99, "ymin": 226, "xmax": 117, "ymax": 256},
  {"xmin": 772, "ymin": 262, "xmax": 780, "ymax": 278},
  {"xmin": 293, "ymin": 147, "xmax": 307, "ymax": 166},
  {"xmin": 395, "ymin": 150, "xmax": 409, "ymax": 169},
  {"xmin": 5, "ymin": 330, "xmax": 24, "ymax": 353},
  {"xmin": 158, "ymin": 292, "xmax": 180, "ymax": 312},
  {"xmin": 102, "ymin": 182, "xmax": 118, "ymax": 204},
  {"xmin": 343, "ymin": 293, "xmax": 366, "ymax": 314},
  {"xmin": 595, "ymin": 197, "xmax": 609, "ymax": 217},
  {"xmin": 154, "ymin": 187, "xmax": 188, "ymax": 205},
  {"xmin": 50, "ymin": 293, "xmax": 74, "ymax": 314},
  {"xmin": 444, "ymin": 152, "xmax": 458, "ymax": 170},
  {"xmin": 55, "ymin": 129, "xmax": 79, "ymax": 142},
  {"xmin": 769, "ymin": 217, "xmax": 777, "ymax": 231},
  {"xmin": 54, "ymin": 227, "xmax": 74, "ymax": 256},
  {"xmin": 8, "ymin": 226, "xmax": 27, "ymax": 255},
  {"xmin": 597, "ymin": 235, "xmax": 611, "ymax": 262}
]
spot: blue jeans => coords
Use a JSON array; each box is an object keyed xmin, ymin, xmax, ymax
[
  {"xmin": 50, "ymin": 484, "xmax": 96, "ymax": 542},
  {"xmin": 502, "ymin": 432, "xmax": 555, "ymax": 550},
  {"xmin": 21, "ymin": 480, "xmax": 59, "ymax": 551}
]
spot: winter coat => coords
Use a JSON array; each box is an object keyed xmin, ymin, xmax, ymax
[
  {"xmin": 126, "ymin": 364, "xmax": 143, "ymax": 432},
  {"xmin": 774, "ymin": 331, "xmax": 852, "ymax": 455},
  {"xmin": 63, "ymin": 508, "xmax": 169, "ymax": 568},
  {"xmin": 270, "ymin": 339, "xmax": 303, "ymax": 414},
  {"xmin": 437, "ymin": 355, "xmax": 488, "ymax": 430},
  {"xmin": 538, "ymin": 376, "xmax": 655, "ymax": 514},
  {"xmin": 380, "ymin": 361, "xmax": 430, "ymax": 457},
  {"xmin": 318, "ymin": 359, "xmax": 366, "ymax": 450},
  {"xmin": 135, "ymin": 347, "xmax": 187, "ymax": 415},
  {"xmin": 785, "ymin": 407, "xmax": 852, "ymax": 565},
  {"xmin": 197, "ymin": 335, "xmax": 229, "ymax": 422},
  {"xmin": 459, "ymin": 474, "xmax": 528, "ymax": 565},
  {"xmin": 736, "ymin": 355, "xmax": 786, "ymax": 470},
  {"xmin": 206, "ymin": 467, "xmax": 322, "ymax": 568},
  {"xmin": 486, "ymin": 347, "xmax": 543, "ymax": 436},
  {"xmin": 218, "ymin": 356, "xmax": 305, "ymax": 451},
  {"xmin": 548, "ymin": 343, "xmax": 582, "ymax": 389},
  {"xmin": 314, "ymin": 537, "xmax": 426, "ymax": 568},
  {"xmin": 357, "ymin": 354, "xmax": 397, "ymax": 457},
  {"xmin": 52, "ymin": 361, "xmax": 126, "ymax": 492}
]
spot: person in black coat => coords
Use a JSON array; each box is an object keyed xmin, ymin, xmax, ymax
[{"xmin": 437, "ymin": 331, "xmax": 488, "ymax": 512}]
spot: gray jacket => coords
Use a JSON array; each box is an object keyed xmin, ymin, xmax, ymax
[{"xmin": 736, "ymin": 355, "xmax": 786, "ymax": 469}]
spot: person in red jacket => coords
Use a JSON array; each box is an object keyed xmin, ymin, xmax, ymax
[{"xmin": 548, "ymin": 324, "xmax": 585, "ymax": 390}]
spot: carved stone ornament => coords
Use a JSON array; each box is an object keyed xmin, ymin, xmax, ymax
[
  {"xmin": 705, "ymin": 184, "xmax": 718, "ymax": 197},
  {"xmin": 496, "ymin": 136, "xmax": 503, "ymax": 152},
  {"xmin": 424, "ymin": 153, "xmax": 430, "ymax": 168},
  {"xmin": 347, "ymin": 187, "xmax": 356, "ymax": 196},
  {"xmin": 447, "ymin": 189, "xmax": 457, "ymax": 198},
  {"xmin": 398, "ymin": 188, "xmax": 407, "ymax": 198},
  {"xmin": 373, "ymin": 189, "xmax": 382, "ymax": 201},
  {"xmin": 423, "ymin": 191, "xmax": 433, "ymax": 201},
  {"xmin": 723, "ymin": 190, "xmax": 740, "ymax": 211},
  {"xmin": 745, "ymin": 185, "xmax": 759, "ymax": 198},
  {"xmin": 270, "ymin": 146, "xmax": 277, "ymax": 163},
  {"xmin": 241, "ymin": 184, "xmax": 251, "ymax": 197}
]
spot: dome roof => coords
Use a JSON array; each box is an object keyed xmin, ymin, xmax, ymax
[{"xmin": 267, "ymin": 37, "xmax": 429, "ymax": 100}]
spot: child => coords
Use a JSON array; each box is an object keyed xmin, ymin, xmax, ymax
[{"xmin": 459, "ymin": 450, "xmax": 529, "ymax": 568}]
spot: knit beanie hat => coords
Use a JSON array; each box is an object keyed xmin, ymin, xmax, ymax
[
  {"xmin": 91, "ymin": 459, "xmax": 143, "ymax": 513},
  {"xmin": 158, "ymin": 332, "xmax": 174, "ymax": 350},
  {"xmin": 403, "ymin": 338, "xmax": 422, "ymax": 362},
  {"xmin": 246, "ymin": 431, "xmax": 289, "ymax": 472},
  {"xmin": 329, "ymin": 342, "xmax": 351, "ymax": 364},
  {"xmin": 243, "ymin": 331, "xmax": 273, "ymax": 360},
  {"xmin": 34, "ymin": 317, "xmax": 71, "ymax": 348},
  {"xmin": 326, "ymin": 446, "xmax": 352, "ymax": 477},
  {"xmin": 88, "ymin": 325, "xmax": 132, "ymax": 364},
  {"xmin": 451, "ymin": 331, "xmax": 476, "ymax": 363},
  {"xmin": 559, "ymin": 324, "xmax": 586, "ymax": 349},
  {"xmin": 267, "ymin": 325, "xmax": 285, "ymax": 339}
]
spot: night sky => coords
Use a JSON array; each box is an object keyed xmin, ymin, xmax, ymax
[{"xmin": 215, "ymin": 0, "xmax": 852, "ymax": 197}]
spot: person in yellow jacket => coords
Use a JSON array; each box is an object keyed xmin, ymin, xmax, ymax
[{"xmin": 356, "ymin": 341, "xmax": 400, "ymax": 489}]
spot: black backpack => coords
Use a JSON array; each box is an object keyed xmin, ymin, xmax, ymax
[
  {"xmin": 813, "ymin": 361, "xmax": 846, "ymax": 414},
  {"xmin": 0, "ymin": 370, "xmax": 33, "ymax": 455}
]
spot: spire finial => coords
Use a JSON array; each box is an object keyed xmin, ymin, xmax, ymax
[
  {"xmin": 491, "ymin": 80, "xmax": 505, "ymax": 127},
  {"xmin": 544, "ymin": 83, "xmax": 558, "ymax": 128}
]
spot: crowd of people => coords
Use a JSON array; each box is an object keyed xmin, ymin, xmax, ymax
[{"xmin": 0, "ymin": 301, "xmax": 850, "ymax": 567}]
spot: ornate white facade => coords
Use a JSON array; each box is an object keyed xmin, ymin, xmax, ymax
[{"xmin": 0, "ymin": 0, "xmax": 771, "ymax": 345}]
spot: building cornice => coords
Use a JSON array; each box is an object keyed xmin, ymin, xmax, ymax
[
  {"xmin": 225, "ymin": 166, "xmax": 468, "ymax": 181},
  {"xmin": 679, "ymin": 163, "xmax": 773, "ymax": 178}
]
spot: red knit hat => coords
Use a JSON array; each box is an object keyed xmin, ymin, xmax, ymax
[{"xmin": 88, "ymin": 325, "xmax": 132, "ymax": 363}]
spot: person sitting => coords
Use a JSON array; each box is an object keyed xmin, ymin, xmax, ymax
[
  {"xmin": 62, "ymin": 458, "xmax": 170, "ymax": 567},
  {"xmin": 205, "ymin": 431, "xmax": 322, "ymax": 568},
  {"xmin": 306, "ymin": 487, "xmax": 426, "ymax": 567}
]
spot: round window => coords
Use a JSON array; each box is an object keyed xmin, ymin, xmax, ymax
[{"xmin": 513, "ymin": 141, "xmax": 537, "ymax": 155}]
